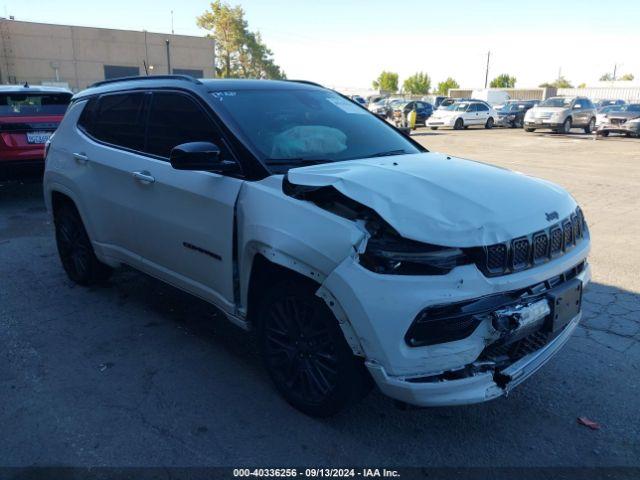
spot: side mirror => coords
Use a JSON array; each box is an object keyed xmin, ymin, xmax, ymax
[{"xmin": 169, "ymin": 142, "xmax": 238, "ymax": 173}]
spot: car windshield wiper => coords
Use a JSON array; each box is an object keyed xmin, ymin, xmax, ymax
[
  {"xmin": 265, "ymin": 158, "xmax": 331, "ymax": 167},
  {"xmin": 367, "ymin": 149, "xmax": 409, "ymax": 158}
]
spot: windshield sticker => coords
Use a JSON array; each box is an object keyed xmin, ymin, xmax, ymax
[
  {"xmin": 326, "ymin": 97, "xmax": 367, "ymax": 114},
  {"xmin": 211, "ymin": 91, "xmax": 237, "ymax": 102}
]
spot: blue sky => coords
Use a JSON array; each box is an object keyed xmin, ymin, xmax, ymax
[{"xmin": 5, "ymin": 0, "xmax": 640, "ymax": 90}]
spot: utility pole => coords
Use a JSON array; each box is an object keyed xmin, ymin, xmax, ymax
[
  {"xmin": 613, "ymin": 63, "xmax": 617, "ymax": 81},
  {"xmin": 165, "ymin": 39, "xmax": 171, "ymax": 74},
  {"xmin": 484, "ymin": 50, "xmax": 490, "ymax": 88},
  {"xmin": 171, "ymin": 10, "xmax": 174, "ymax": 35}
]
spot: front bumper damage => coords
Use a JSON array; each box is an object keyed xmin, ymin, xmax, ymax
[{"xmin": 321, "ymin": 240, "xmax": 591, "ymax": 407}]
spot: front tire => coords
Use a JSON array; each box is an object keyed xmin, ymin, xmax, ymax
[
  {"xmin": 454, "ymin": 118, "xmax": 464, "ymax": 130},
  {"xmin": 525, "ymin": 128, "xmax": 535, "ymax": 132},
  {"xmin": 561, "ymin": 117, "xmax": 572, "ymax": 134},
  {"xmin": 54, "ymin": 204, "xmax": 112, "ymax": 285},
  {"xmin": 584, "ymin": 117, "xmax": 596, "ymax": 134},
  {"xmin": 430, "ymin": 126, "xmax": 438, "ymax": 130},
  {"xmin": 485, "ymin": 117, "xmax": 494, "ymax": 129},
  {"xmin": 258, "ymin": 278, "xmax": 371, "ymax": 417}
]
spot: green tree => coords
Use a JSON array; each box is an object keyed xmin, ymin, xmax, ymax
[
  {"xmin": 599, "ymin": 73, "xmax": 613, "ymax": 81},
  {"xmin": 372, "ymin": 71, "xmax": 399, "ymax": 93},
  {"xmin": 197, "ymin": 1, "xmax": 285, "ymax": 79},
  {"xmin": 577, "ymin": 82, "xmax": 587, "ymax": 88},
  {"xmin": 402, "ymin": 72, "xmax": 431, "ymax": 94},
  {"xmin": 539, "ymin": 76, "xmax": 573, "ymax": 89},
  {"xmin": 621, "ymin": 73, "xmax": 635, "ymax": 81},
  {"xmin": 436, "ymin": 77, "xmax": 459, "ymax": 95},
  {"xmin": 489, "ymin": 73, "xmax": 516, "ymax": 88}
]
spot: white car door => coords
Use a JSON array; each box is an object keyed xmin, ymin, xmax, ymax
[
  {"xmin": 73, "ymin": 91, "xmax": 151, "ymax": 264},
  {"xmin": 476, "ymin": 103, "xmax": 491, "ymax": 125},
  {"xmin": 461, "ymin": 103, "xmax": 478, "ymax": 124},
  {"xmin": 124, "ymin": 91, "xmax": 244, "ymax": 310}
]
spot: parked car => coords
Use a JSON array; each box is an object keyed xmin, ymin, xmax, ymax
[
  {"xmin": 44, "ymin": 76, "xmax": 591, "ymax": 417},
  {"xmin": 392, "ymin": 100, "xmax": 433, "ymax": 127},
  {"xmin": 349, "ymin": 95, "xmax": 367, "ymax": 106},
  {"xmin": 437, "ymin": 97, "xmax": 458, "ymax": 110},
  {"xmin": 427, "ymin": 100, "xmax": 497, "ymax": 129},
  {"xmin": 524, "ymin": 96, "xmax": 597, "ymax": 134},
  {"xmin": 0, "ymin": 84, "xmax": 72, "ymax": 176},
  {"xmin": 595, "ymin": 105, "xmax": 623, "ymax": 129},
  {"xmin": 495, "ymin": 100, "xmax": 537, "ymax": 128},
  {"xmin": 597, "ymin": 103, "xmax": 640, "ymax": 137},
  {"xmin": 369, "ymin": 98, "xmax": 405, "ymax": 119}
]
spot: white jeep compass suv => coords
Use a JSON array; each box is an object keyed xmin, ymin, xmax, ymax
[{"xmin": 43, "ymin": 76, "xmax": 591, "ymax": 417}]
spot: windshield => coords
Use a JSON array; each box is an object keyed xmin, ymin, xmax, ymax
[
  {"xmin": 620, "ymin": 104, "xmax": 640, "ymax": 113},
  {"xmin": 539, "ymin": 97, "xmax": 573, "ymax": 108},
  {"xmin": 209, "ymin": 89, "xmax": 421, "ymax": 172},
  {"xmin": 445, "ymin": 102, "xmax": 469, "ymax": 112},
  {"xmin": 0, "ymin": 92, "xmax": 71, "ymax": 116},
  {"xmin": 499, "ymin": 103, "xmax": 528, "ymax": 112}
]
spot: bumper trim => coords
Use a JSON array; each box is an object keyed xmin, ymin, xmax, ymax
[{"xmin": 367, "ymin": 312, "xmax": 581, "ymax": 407}]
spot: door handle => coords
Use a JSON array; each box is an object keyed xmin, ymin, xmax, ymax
[
  {"xmin": 73, "ymin": 152, "xmax": 89, "ymax": 164},
  {"xmin": 132, "ymin": 171, "xmax": 155, "ymax": 184}
]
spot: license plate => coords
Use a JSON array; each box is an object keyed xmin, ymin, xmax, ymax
[
  {"xmin": 545, "ymin": 278, "xmax": 583, "ymax": 332},
  {"xmin": 26, "ymin": 131, "xmax": 52, "ymax": 144}
]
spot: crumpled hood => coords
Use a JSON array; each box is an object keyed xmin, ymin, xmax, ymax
[
  {"xmin": 606, "ymin": 111, "xmax": 640, "ymax": 120},
  {"xmin": 286, "ymin": 152, "xmax": 577, "ymax": 247}
]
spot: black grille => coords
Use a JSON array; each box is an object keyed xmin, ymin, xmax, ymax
[
  {"xmin": 563, "ymin": 220, "xmax": 573, "ymax": 248},
  {"xmin": 487, "ymin": 244, "xmax": 508, "ymax": 273},
  {"xmin": 475, "ymin": 208, "xmax": 587, "ymax": 277},
  {"xmin": 550, "ymin": 227, "xmax": 563, "ymax": 255},
  {"xmin": 512, "ymin": 238, "xmax": 530, "ymax": 270},
  {"xmin": 533, "ymin": 232, "xmax": 549, "ymax": 262}
]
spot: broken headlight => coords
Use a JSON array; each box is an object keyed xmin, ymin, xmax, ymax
[{"xmin": 359, "ymin": 234, "xmax": 470, "ymax": 275}]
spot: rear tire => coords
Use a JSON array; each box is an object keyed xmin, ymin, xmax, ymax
[
  {"xmin": 485, "ymin": 117, "xmax": 494, "ymax": 129},
  {"xmin": 54, "ymin": 204, "xmax": 112, "ymax": 286},
  {"xmin": 600, "ymin": 131, "xmax": 609, "ymax": 137},
  {"xmin": 525, "ymin": 128, "xmax": 535, "ymax": 132},
  {"xmin": 258, "ymin": 278, "xmax": 371, "ymax": 417},
  {"xmin": 454, "ymin": 118, "xmax": 464, "ymax": 130},
  {"xmin": 430, "ymin": 127, "xmax": 438, "ymax": 130}
]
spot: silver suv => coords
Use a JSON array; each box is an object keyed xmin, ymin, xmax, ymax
[{"xmin": 524, "ymin": 96, "xmax": 597, "ymax": 134}]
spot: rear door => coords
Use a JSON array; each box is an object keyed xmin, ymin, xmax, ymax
[
  {"xmin": 476, "ymin": 103, "xmax": 491, "ymax": 125},
  {"xmin": 127, "ymin": 90, "xmax": 243, "ymax": 309},
  {"xmin": 75, "ymin": 91, "xmax": 150, "ymax": 263}
]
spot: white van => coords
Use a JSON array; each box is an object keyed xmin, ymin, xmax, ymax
[{"xmin": 472, "ymin": 89, "xmax": 511, "ymax": 106}]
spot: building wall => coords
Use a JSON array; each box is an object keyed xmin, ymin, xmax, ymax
[
  {"xmin": 448, "ymin": 88, "xmax": 557, "ymax": 101},
  {"xmin": 0, "ymin": 19, "xmax": 215, "ymax": 91}
]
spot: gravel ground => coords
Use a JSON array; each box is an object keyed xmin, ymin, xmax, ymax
[{"xmin": 1, "ymin": 128, "xmax": 638, "ymax": 471}]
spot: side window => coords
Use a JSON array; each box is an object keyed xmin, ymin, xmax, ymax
[
  {"xmin": 145, "ymin": 92, "xmax": 224, "ymax": 159},
  {"xmin": 84, "ymin": 92, "xmax": 147, "ymax": 151},
  {"xmin": 467, "ymin": 103, "xmax": 478, "ymax": 112},
  {"xmin": 477, "ymin": 103, "xmax": 489, "ymax": 111}
]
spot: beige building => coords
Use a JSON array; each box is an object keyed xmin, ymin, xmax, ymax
[{"xmin": 0, "ymin": 18, "xmax": 215, "ymax": 91}]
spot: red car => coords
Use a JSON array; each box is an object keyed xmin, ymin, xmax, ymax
[{"xmin": 0, "ymin": 85, "xmax": 72, "ymax": 176}]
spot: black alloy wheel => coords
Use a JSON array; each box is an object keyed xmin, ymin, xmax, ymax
[
  {"xmin": 55, "ymin": 204, "xmax": 112, "ymax": 285},
  {"xmin": 258, "ymin": 279, "xmax": 371, "ymax": 417}
]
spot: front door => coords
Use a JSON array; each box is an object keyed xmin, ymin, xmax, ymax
[{"xmin": 126, "ymin": 91, "xmax": 243, "ymax": 309}]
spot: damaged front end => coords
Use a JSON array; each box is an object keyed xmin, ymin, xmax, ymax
[{"xmin": 282, "ymin": 168, "xmax": 591, "ymax": 407}]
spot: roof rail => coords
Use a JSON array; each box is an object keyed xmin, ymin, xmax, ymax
[{"xmin": 89, "ymin": 74, "xmax": 202, "ymax": 89}]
